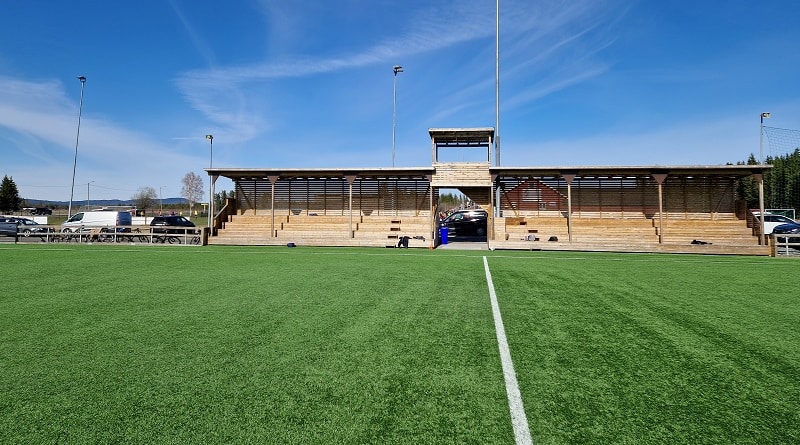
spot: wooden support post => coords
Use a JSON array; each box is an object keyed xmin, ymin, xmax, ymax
[
  {"xmin": 562, "ymin": 173, "xmax": 576, "ymax": 243},
  {"xmin": 427, "ymin": 174, "xmax": 434, "ymax": 248},
  {"xmin": 346, "ymin": 175, "xmax": 356, "ymax": 239},
  {"xmin": 755, "ymin": 173, "xmax": 765, "ymax": 245},
  {"xmin": 268, "ymin": 175, "xmax": 279, "ymax": 238},
  {"xmin": 652, "ymin": 173, "xmax": 668, "ymax": 244},
  {"xmin": 490, "ymin": 174, "xmax": 497, "ymax": 243}
]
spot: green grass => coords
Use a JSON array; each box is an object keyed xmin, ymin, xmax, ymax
[
  {"xmin": 1, "ymin": 245, "xmax": 798, "ymax": 444},
  {"xmin": 490, "ymin": 253, "xmax": 799, "ymax": 444}
]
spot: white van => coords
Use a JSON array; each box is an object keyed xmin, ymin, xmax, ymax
[
  {"xmin": 61, "ymin": 211, "xmax": 133, "ymax": 232},
  {"xmin": 752, "ymin": 212, "xmax": 798, "ymax": 234}
]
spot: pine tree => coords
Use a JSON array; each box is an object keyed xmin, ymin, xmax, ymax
[
  {"xmin": 213, "ymin": 190, "xmax": 234, "ymax": 212},
  {"xmin": 737, "ymin": 150, "xmax": 800, "ymax": 215},
  {"xmin": 0, "ymin": 175, "xmax": 21, "ymax": 212},
  {"xmin": 735, "ymin": 155, "xmax": 760, "ymax": 210}
]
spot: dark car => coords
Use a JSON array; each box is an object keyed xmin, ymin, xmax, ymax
[
  {"xmin": 150, "ymin": 215, "xmax": 196, "ymax": 234},
  {"xmin": 773, "ymin": 223, "xmax": 800, "ymax": 248},
  {"xmin": 29, "ymin": 207, "xmax": 53, "ymax": 216},
  {"xmin": 440, "ymin": 210, "xmax": 488, "ymax": 237}
]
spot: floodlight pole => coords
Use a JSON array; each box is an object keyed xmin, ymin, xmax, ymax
[
  {"xmin": 495, "ymin": 0, "xmax": 502, "ymax": 219},
  {"xmin": 206, "ymin": 134, "xmax": 214, "ymax": 229},
  {"xmin": 68, "ymin": 76, "xmax": 87, "ymax": 219},
  {"xmin": 758, "ymin": 113, "xmax": 770, "ymax": 244},
  {"xmin": 392, "ymin": 65, "xmax": 403, "ymax": 167},
  {"xmin": 759, "ymin": 112, "xmax": 770, "ymax": 164},
  {"xmin": 495, "ymin": 0, "xmax": 500, "ymax": 168}
]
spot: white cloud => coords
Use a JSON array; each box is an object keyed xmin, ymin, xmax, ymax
[{"xmin": 0, "ymin": 76, "xmax": 211, "ymax": 201}]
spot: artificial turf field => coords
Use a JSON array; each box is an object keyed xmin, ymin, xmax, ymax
[{"xmin": 1, "ymin": 244, "xmax": 798, "ymax": 444}]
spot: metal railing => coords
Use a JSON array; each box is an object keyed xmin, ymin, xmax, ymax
[
  {"xmin": 772, "ymin": 233, "xmax": 800, "ymax": 256},
  {"xmin": 17, "ymin": 225, "xmax": 204, "ymax": 245}
]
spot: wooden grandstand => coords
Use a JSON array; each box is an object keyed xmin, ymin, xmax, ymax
[
  {"xmin": 206, "ymin": 128, "xmax": 772, "ymax": 255},
  {"xmin": 213, "ymin": 213, "xmax": 431, "ymax": 248}
]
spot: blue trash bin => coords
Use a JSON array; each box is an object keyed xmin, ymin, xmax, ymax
[{"xmin": 439, "ymin": 226, "xmax": 448, "ymax": 245}]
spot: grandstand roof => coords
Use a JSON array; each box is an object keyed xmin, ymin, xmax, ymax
[
  {"xmin": 206, "ymin": 167, "xmax": 434, "ymax": 180},
  {"xmin": 490, "ymin": 164, "xmax": 770, "ymax": 177},
  {"xmin": 208, "ymin": 164, "xmax": 768, "ymax": 180}
]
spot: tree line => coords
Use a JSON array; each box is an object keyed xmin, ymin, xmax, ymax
[{"xmin": 736, "ymin": 149, "xmax": 800, "ymax": 215}]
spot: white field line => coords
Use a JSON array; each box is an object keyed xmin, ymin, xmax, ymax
[{"xmin": 483, "ymin": 256, "xmax": 533, "ymax": 445}]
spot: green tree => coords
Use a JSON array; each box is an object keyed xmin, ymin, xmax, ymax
[
  {"xmin": 0, "ymin": 175, "xmax": 22, "ymax": 212},
  {"xmin": 438, "ymin": 192, "xmax": 467, "ymax": 209},
  {"xmin": 214, "ymin": 189, "xmax": 235, "ymax": 212},
  {"xmin": 735, "ymin": 154, "xmax": 760, "ymax": 210},
  {"xmin": 737, "ymin": 149, "xmax": 800, "ymax": 215}
]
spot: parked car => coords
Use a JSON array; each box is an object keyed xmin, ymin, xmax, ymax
[
  {"xmin": 0, "ymin": 217, "xmax": 19, "ymax": 236},
  {"xmin": 752, "ymin": 212, "xmax": 798, "ymax": 234},
  {"xmin": 150, "ymin": 215, "xmax": 196, "ymax": 234},
  {"xmin": 439, "ymin": 210, "xmax": 488, "ymax": 237},
  {"xmin": 27, "ymin": 207, "xmax": 52, "ymax": 216},
  {"xmin": 13, "ymin": 217, "xmax": 52, "ymax": 236},
  {"xmin": 61, "ymin": 211, "xmax": 132, "ymax": 232},
  {"xmin": 772, "ymin": 222, "xmax": 800, "ymax": 248}
]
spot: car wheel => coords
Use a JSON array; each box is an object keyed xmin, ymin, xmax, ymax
[
  {"xmin": 23, "ymin": 229, "xmax": 31, "ymax": 237},
  {"xmin": 476, "ymin": 227, "xmax": 486, "ymax": 236}
]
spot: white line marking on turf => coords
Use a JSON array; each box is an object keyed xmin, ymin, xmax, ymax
[{"xmin": 483, "ymin": 256, "xmax": 533, "ymax": 445}]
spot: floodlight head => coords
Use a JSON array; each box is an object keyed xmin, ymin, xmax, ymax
[
  {"xmin": 76, "ymin": 75, "xmax": 86, "ymax": 83},
  {"xmin": 393, "ymin": 65, "xmax": 403, "ymax": 74},
  {"xmin": 761, "ymin": 112, "xmax": 771, "ymax": 119},
  {"xmin": 205, "ymin": 134, "xmax": 213, "ymax": 140}
]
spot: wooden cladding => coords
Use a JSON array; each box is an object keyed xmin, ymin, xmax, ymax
[
  {"xmin": 498, "ymin": 175, "xmax": 738, "ymax": 218},
  {"xmin": 431, "ymin": 162, "xmax": 492, "ymax": 187},
  {"xmin": 235, "ymin": 176, "xmax": 431, "ymax": 216}
]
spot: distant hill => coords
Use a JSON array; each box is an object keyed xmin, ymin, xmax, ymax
[{"xmin": 22, "ymin": 197, "xmax": 190, "ymax": 208}]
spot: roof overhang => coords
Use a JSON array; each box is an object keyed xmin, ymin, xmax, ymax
[
  {"xmin": 208, "ymin": 164, "xmax": 770, "ymax": 181},
  {"xmin": 490, "ymin": 165, "xmax": 771, "ymax": 178},
  {"xmin": 207, "ymin": 167, "xmax": 435, "ymax": 181}
]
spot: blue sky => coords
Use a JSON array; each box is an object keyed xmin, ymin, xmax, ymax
[{"xmin": 2, "ymin": 1, "xmax": 799, "ymax": 203}]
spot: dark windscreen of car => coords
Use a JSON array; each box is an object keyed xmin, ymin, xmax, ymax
[
  {"xmin": 66, "ymin": 213, "xmax": 84, "ymax": 223},
  {"xmin": 446, "ymin": 213, "xmax": 465, "ymax": 223}
]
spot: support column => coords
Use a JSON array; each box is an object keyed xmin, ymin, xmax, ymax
[
  {"xmin": 427, "ymin": 175, "xmax": 434, "ymax": 248},
  {"xmin": 755, "ymin": 173, "xmax": 766, "ymax": 245},
  {"xmin": 346, "ymin": 175, "xmax": 356, "ymax": 238},
  {"xmin": 652, "ymin": 173, "xmax": 668, "ymax": 244},
  {"xmin": 268, "ymin": 175, "xmax": 279, "ymax": 238},
  {"xmin": 489, "ymin": 174, "xmax": 497, "ymax": 244},
  {"xmin": 562, "ymin": 173, "xmax": 576, "ymax": 243},
  {"xmin": 210, "ymin": 174, "xmax": 218, "ymax": 234}
]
